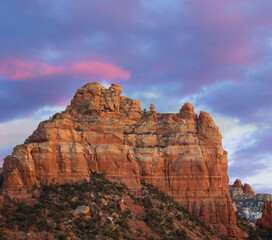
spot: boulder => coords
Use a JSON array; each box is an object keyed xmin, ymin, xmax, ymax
[
  {"xmin": 72, "ymin": 205, "xmax": 90, "ymax": 218},
  {"xmin": 118, "ymin": 199, "xmax": 126, "ymax": 212}
]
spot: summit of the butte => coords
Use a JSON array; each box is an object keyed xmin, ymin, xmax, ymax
[{"xmin": 2, "ymin": 82, "xmax": 245, "ymax": 239}]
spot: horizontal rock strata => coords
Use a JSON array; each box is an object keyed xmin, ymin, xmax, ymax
[{"xmin": 2, "ymin": 82, "xmax": 244, "ymax": 239}]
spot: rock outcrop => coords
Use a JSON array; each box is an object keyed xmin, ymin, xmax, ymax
[
  {"xmin": 2, "ymin": 82, "xmax": 244, "ymax": 238},
  {"xmin": 257, "ymin": 201, "xmax": 272, "ymax": 228},
  {"xmin": 231, "ymin": 179, "xmax": 243, "ymax": 190},
  {"xmin": 229, "ymin": 179, "xmax": 272, "ymax": 223},
  {"xmin": 230, "ymin": 179, "xmax": 255, "ymax": 197},
  {"xmin": 243, "ymin": 184, "xmax": 255, "ymax": 197}
]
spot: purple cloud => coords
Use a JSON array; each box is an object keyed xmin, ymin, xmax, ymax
[{"xmin": 189, "ymin": 60, "xmax": 272, "ymax": 123}]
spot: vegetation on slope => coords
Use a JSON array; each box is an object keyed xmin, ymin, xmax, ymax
[
  {"xmin": 236, "ymin": 214, "xmax": 272, "ymax": 240},
  {"xmin": 138, "ymin": 180, "xmax": 215, "ymax": 240},
  {"xmin": 0, "ymin": 173, "xmax": 233, "ymax": 239}
]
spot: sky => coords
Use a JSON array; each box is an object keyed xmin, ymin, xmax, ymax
[{"xmin": 1, "ymin": 0, "xmax": 272, "ymax": 193}]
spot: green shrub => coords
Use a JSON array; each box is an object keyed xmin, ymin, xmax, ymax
[{"xmin": 174, "ymin": 229, "xmax": 188, "ymax": 239}]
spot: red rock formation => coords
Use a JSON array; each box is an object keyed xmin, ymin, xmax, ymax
[
  {"xmin": 257, "ymin": 201, "xmax": 272, "ymax": 228},
  {"xmin": 230, "ymin": 179, "xmax": 255, "ymax": 197},
  {"xmin": 242, "ymin": 184, "xmax": 255, "ymax": 197},
  {"xmin": 232, "ymin": 179, "xmax": 243, "ymax": 189},
  {"xmin": 2, "ymin": 82, "xmax": 244, "ymax": 239}
]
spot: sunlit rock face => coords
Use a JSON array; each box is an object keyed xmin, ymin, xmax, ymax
[{"xmin": 3, "ymin": 82, "xmax": 244, "ymax": 239}]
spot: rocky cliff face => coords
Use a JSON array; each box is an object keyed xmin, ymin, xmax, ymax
[
  {"xmin": 257, "ymin": 201, "xmax": 272, "ymax": 228},
  {"xmin": 229, "ymin": 179, "xmax": 272, "ymax": 224},
  {"xmin": 2, "ymin": 82, "xmax": 244, "ymax": 238}
]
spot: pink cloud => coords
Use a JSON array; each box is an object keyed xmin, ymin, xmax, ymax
[
  {"xmin": 69, "ymin": 61, "xmax": 130, "ymax": 80},
  {"xmin": 0, "ymin": 59, "xmax": 64, "ymax": 80},
  {"xmin": 0, "ymin": 59, "xmax": 130, "ymax": 81},
  {"xmin": 0, "ymin": 59, "xmax": 35, "ymax": 80}
]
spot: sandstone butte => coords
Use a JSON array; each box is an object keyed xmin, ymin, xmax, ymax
[
  {"xmin": 2, "ymin": 82, "xmax": 245, "ymax": 239},
  {"xmin": 257, "ymin": 201, "xmax": 272, "ymax": 228},
  {"xmin": 230, "ymin": 179, "xmax": 256, "ymax": 197}
]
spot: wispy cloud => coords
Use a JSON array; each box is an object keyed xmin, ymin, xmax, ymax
[{"xmin": 0, "ymin": 59, "xmax": 130, "ymax": 81}]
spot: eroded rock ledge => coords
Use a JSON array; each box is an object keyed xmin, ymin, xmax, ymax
[{"xmin": 2, "ymin": 82, "xmax": 244, "ymax": 239}]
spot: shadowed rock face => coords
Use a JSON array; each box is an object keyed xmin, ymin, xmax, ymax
[
  {"xmin": 3, "ymin": 82, "xmax": 244, "ymax": 238},
  {"xmin": 257, "ymin": 201, "xmax": 272, "ymax": 228}
]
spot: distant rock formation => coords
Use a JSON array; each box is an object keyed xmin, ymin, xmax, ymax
[
  {"xmin": 230, "ymin": 179, "xmax": 255, "ymax": 197},
  {"xmin": 2, "ymin": 82, "xmax": 244, "ymax": 239},
  {"xmin": 229, "ymin": 179, "xmax": 272, "ymax": 223},
  {"xmin": 257, "ymin": 201, "xmax": 272, "ymax": 228}
]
